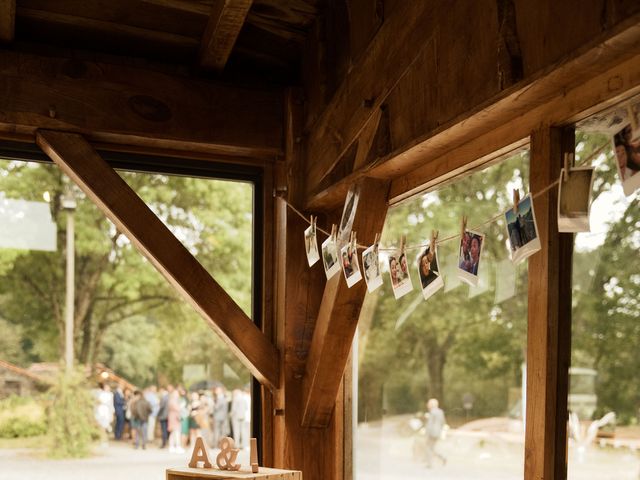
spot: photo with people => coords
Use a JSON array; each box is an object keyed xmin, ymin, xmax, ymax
[
  {"xmin": 341, "ymin": 243, "xmax": 362, "ymax": 287},
  {"xmin": 417, "ymin": 245, "xmax": 444, "ymax": 299},
  {"xmin": 389, "ymin": 250, "xmax": 413, "ymax": 299},
  {"xmin": 457, "ymin": 230, "xmax": 484, "ymax": 286},
  {"xmin": 504, "ymin": 194, "xmax": 541, "ymax": 264},
  {"xmin": 612, "ymin": 123, "xmax": 640, "ymax": 196}
]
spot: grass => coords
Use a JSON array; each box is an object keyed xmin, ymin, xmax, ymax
[{"xmin": 0, "ymin": 435, "xmax": 47, "ymax": 449}]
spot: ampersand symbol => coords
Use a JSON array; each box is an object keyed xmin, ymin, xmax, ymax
[{"xmin": 216, "ymin": 437, "xmax": 241, "ymax": 471}]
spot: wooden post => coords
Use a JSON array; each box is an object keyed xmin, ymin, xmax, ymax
[{"xmin": 525, "ymin": 126, "xmax": 573, "ymax": 480}]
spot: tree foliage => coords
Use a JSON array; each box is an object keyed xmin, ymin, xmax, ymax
[{"xmin": 0, "ymin": 161, "xmax": 253, "ymax": 389}]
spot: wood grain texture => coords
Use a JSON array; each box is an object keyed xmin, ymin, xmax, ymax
[
  {"xmin": 166, "ymin": 465, "xmax": 302, "ymax": 479},
  {"xmin": 0, "ymin": 0, "xmax": 14, "ymax": 42},
  {"xmin": 307, "ymin": 19, "xmax": 640, "ymax": 210},
  {"xmin": 302, "ymin": 177, "xmax": 389, "ymax": 428},
  {"xmin": 524, "ymin": 126, "xmax": 573, "ymax": 480},
  {"xmin": 0, "ymin": 50, "xmax": 283, "ymax": 159},
  {"xmin": 199, "ymin": 0, "xmax": 253, "ymax": 71},
  {"xmin": 36, "ymin": 130, "xmax": 280, "ymax": 390}
]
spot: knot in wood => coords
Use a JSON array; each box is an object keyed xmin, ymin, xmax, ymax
[{"xmin": 128, "ymin": 95, "xmax": 172, "ymax": 122}]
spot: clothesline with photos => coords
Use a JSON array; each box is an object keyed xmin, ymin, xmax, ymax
[{"xmin": 288, "ymin": 117, "xmax": 639, "ymax": 301}]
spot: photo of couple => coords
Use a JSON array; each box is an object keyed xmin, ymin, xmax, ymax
[{"xmin": 458, "ymin": 230, "xmax": 484, "ymax": 286}]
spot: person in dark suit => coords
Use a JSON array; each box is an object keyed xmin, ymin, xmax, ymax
[{"xmin": 113, "ymin": 384, "xmax": 126, "ymax": 440}]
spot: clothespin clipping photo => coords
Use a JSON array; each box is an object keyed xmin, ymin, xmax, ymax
[{"xmin": 341, "ymin": 231, "xmax": 362, "ymax": 288}]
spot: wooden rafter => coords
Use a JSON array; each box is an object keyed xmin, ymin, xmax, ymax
[
  {"xmin": 0, "ymin": 0, "xmax": 15, "ymax": 42},
  {"xmin": 36, "ymin": 130, "xmax": 280, "ymax": 390},
  {"xmin": 199, "ymin": 0, "xmax": 253, "ymax": 71},
  {"xmin": 0, "ymin": 50, "xmax": 283, "ymax": 159},
  {"xmin": 304, "ymin": 11, "xmax": 640, "ymax": 211},
  {"xmin": 302, "ymin": 177, "xmax": 389, "ymax": 428}
]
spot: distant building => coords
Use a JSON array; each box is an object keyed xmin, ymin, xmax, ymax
[{"xmin": 0, "ymin": 359, "xmax": 50, "ymax": 398}]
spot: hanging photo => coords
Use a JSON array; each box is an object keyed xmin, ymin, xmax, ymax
[
  {"xmin": 417, "ymin": 245, "xmax": 444, "ymax": 300},
  {"xmin": 558, "ymin": 166, "xmax": 594, "ymax": 233},
  {"xmin": 495, "ymin": 258, "xmax": 517, "ymax": 304},
  {"xmin": 337, "ymin": 185, "xmax": 360, "ymax": 244},
  {"xmin": 443, "ymin": 253, "xmax": 463, "ymax": 292},
  {"xmin": 362, "ymin": 244, "xmax": 383, "ymax": 292},
  {"xmin": 389, "ymin": 251, "xmax": 413, "ymax": 299},
  {"xmin": 504, "ymin": 194, "xmax": 541, "ymax": 264},
  {"xmin": 321, "ymin": 236, "xmax": 341, "ymax": 279},
  {"xmin": 612, "ymin": 123, "xmax": 640, "ymax": 196},
  {"xmin": 457, "ymin": 230, "xmax": 485, "ymax": 286},
  {"xmin": 304, "ymin": 224, "xmax": 320, "ymax": 267},
  {"xmin": 341, "ymin": 243, "xmax": 362, "ymax": 288},
  {"xmin": 468, "ymin": 261, "xmax": 491, "ymax": 298}
]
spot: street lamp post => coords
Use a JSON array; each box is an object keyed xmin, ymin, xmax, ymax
[{"xmin": 61, "ymin": 191, "xmax": 77, "ymax": 375}]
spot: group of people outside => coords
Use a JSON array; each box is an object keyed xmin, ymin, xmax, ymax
[{"xmin": 93, "ymin": 382, "xmax": 252, "ymax": 453}]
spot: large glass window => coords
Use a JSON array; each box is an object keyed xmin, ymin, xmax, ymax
[
  {"xmin": 0, "ymin": 157, "xmax": 255, "ymax": 478},
  {"xmin": 356, "ymin": 151, "xmax": 529, "ymax": 480},
  {"xmin": 567, "ymin": 124, "xmax": 640, "ymax": 479}
]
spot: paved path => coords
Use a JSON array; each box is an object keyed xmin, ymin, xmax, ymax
[{"xmin": 0, "ymin": 442, "xmax": 250, "ymax": 480}]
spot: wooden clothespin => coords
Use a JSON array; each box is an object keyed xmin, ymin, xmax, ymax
[
  {"xmin": 350, "ymin": 231, "xmax": 357, "ymax": 250},
  {"xmin": 430, "ymin": 230, "xmax": 439, "ymax": 253},
  {"xmin": 330, "ymin": 224, "xmax": 337, "ymax": 242},
  {"xmin": 373, "ymin": 232, "xmax": 380, "ymax": 254},
  {"xmin": 627, "ymin": 104, "xmax": 639, "ymax": 132},
  {"xmin": 563, "ymin": 152, "xmax": 574, "ymax": 182},
  {"xmin": 460, "ymin": 215, "xmax": 468, "ymax": 238},
  {"xmin": 399, "ymin": 235, "xmax": 406, "ymax": 253},
  {"xmin": 310, "ymin": 215, "xmax": 316, "ymax": 235},
  {"xmin": 512, "ymin": 189, "xmax": 520, "ymax": 214}
]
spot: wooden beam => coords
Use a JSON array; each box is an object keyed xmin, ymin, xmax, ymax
[
  {"xmin": 199, "ymin": 0, "xmax": 253, "ymax": 71},
  {"xmin": 36, "ymin": 130, "xmax": 280, "ymax": 390},
  {"xmin": 0, "ymin": 0, "xmax": 14, "ymax": 42},
  {"xmin": 302, "ymin": 177, "xmax": 389, "ymax": 428},
  {"xmin": 524, "ymin": 126, "xmax": 573, "ymax": 480},
  {"xmin": 0, "ymin": 50, "xmax": 283, "ymax": 159},
  {"xmin": 306, "ymin": 14, "xmax": 640, "ymax": 211}
]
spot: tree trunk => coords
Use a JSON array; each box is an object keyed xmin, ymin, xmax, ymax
[{"xmin": 426, "ymin": 348, "xmax": 446, "ymax": 403}]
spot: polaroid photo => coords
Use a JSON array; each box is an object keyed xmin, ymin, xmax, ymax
[
  {"xmin": 457, "ymin": 229, "xmax": 485, "ymax": 287},
  {"xmin": 558, "ymin": 166, "xmax": 595, "ymax": 233},
  {"xmin": 443, "ymin": 253, "xmax": 462, "ymax": 292},
  {"xmin": 495, "ymin": 258, "xmax": 517, "ymax": 304},
  {"xmin": 304, "ymin": 225, "xmax": 320, "ymax": 267},
  {"xmin": 321, "ymin": 236, "xmax": 341, "ymax": 280},
  {"xmin": 612, "ymin": 122, "xmax": 640, "ymax": 196},
  {"xmin": 417, "ymin": 245, "xmax": 444, "ymax": 300},
  {"xmin": 388, "ymin": 251, "xmax": 413, "ymax": 299},
  {"xmin": 362, "ymin": 244, "xmax": 383, "ymax": 292},
  {"xmin": 504, "ymin": 194, "xmax": 541, "ymax": 264},
  {"xmin": 337, "ymin": 185, "xmax": 360, "ymax": 244},
  {"xmin": 341, "ymin": 243, "xmax": 362, "ymax": 288}
]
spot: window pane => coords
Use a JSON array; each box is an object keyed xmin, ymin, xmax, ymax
[
  {"xmin": 356, "ymin": 151, "xmax": 529, "ymax": 480},
  {"xmin": 567, "ymin": 130, "xmax": 640, "ymax": 480},
  {"xmin": 0, "ymin": 159, "xmax": 254, "ymax": 478}
]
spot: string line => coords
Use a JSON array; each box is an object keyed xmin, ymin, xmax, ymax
[{"xmin": 281, "ymin": 140, "xmax": 609, "ymax": 252}]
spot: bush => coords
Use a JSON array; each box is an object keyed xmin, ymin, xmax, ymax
[
  {"xmin": 47, "ymin": 369, "xmax": 98, "ymax": 458},
  {"xmin": 0, "ymin": 395, "xmax": 47, "ymax": 438}
]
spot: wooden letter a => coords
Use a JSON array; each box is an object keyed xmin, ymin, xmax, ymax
[{"xmin": 188, "ymin": 436, "xmax": 213, "ymax": 469}]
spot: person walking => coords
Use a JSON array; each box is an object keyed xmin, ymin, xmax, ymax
[
  {"xmin": 131, "ymin": 390, "xmax": 152, "ymax": 450},
  {"xmin": 144, "ymin": 386, "xmax": 159, "ymax": 443},
  {"xmin": 424, "ymin": 398, "xmax": 447, "ymax": 468},
  {"xmin": 212, "ymin": 386, "xmax": 229, "ymax": 447}
]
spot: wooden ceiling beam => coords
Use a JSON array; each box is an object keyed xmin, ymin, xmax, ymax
[
  {"xmin": 301, "ymin": 177, "xmax": 389, "ymax": 428},
  {"xmin": 0, "ymin": 50, "xmax": 283, "ymax": 159},
  {"xmin": 304, "ymin": 11, "xmax": 640, "ymax": 211},
  {"xmin": 199, "ymin": 0, "xmax": 253, "ymax": 71},
  {"xmin": 36, "ymin": 130, "xmax": 280, "ymax": 390},
  {"xmin": 0, "ymin": 0, "xmax": 15, "ymax": 42}
]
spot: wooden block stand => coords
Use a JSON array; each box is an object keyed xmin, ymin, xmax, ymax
[{"xmin": 166, "ymin": 467, "xmax": 302, "ymax": 480}]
